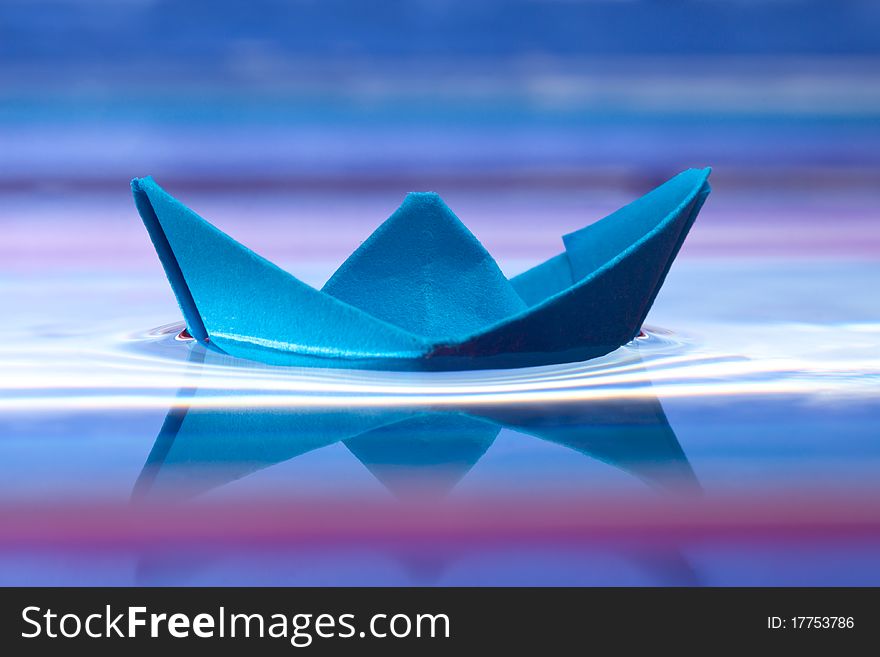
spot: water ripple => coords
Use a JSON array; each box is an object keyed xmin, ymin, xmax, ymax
[{"xmin": 1, "ymin": 321, "xmax": 878, "ymax": 411}]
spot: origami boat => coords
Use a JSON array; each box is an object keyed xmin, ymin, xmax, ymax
[{"xmin": 132, "ymin": 168, "xmax": 710, "ymax": 370}]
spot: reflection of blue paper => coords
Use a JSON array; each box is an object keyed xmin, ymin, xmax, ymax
[
  {"xmin": 132, "ymin": 168, "xmax": 711, "ymax": 369},
  {"xmin": 133, "ymin": 372, "xmax": 699, "ymax": 502},
  {"xmin": 131, "ymin": 351, "xmax": 701, "ymax": 585}
]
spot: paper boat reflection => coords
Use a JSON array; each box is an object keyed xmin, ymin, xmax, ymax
[
  {"xmin": 131, "ymin": 348, "xmax": 702, "ymax": 584},
  {"xmin": 132, "ymin": 363, "xmax": 699, "ymax": 502}
]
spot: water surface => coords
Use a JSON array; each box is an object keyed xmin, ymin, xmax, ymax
[{"xmin": 2, "ymin": 194, "xmax": 878, "ymax": 585}]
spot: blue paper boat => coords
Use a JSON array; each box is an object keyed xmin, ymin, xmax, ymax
[{"xmin": 132, "ymin": 168, "xmax": 710, "ymax": 370}]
